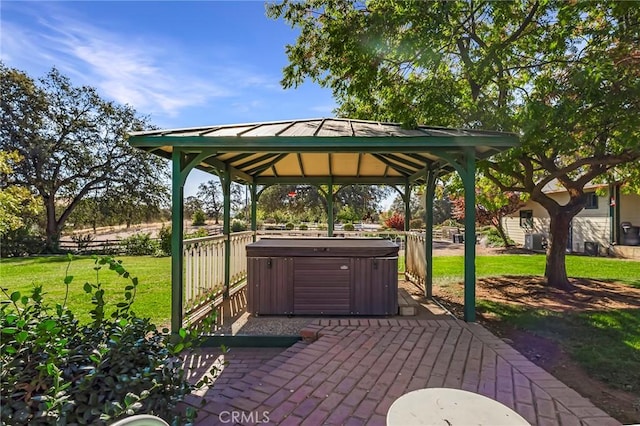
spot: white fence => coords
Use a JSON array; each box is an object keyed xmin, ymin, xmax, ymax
[{"xmin": 183, "ymin": 231, "xmax": 253, "ymax": 322}]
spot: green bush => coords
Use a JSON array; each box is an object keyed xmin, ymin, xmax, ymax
[
  {"xmin": 483, "ymin": 227, "xmax": 515, "ymax": 247},
  {"xmin": 0, "ymin": 227, "xmax": 45, "ymax": 257},
  {"xmin": 157, "ymin": 226, "xmax": 209, "ymax": 256},
  {"xmin": 285, "ymin": 222, "xmax": 295, "ymax": 230},
  {"xmin": 299, "ymin": 224, "xmax": 308, "ymax": 231},
  {"xmin": 120, "ymin": 233, "xmax": 159, "ymax": 256},
  {"xmin": 185, "ymin": 228, "xmax": 208, "ymax": 239},
  {"xmin": 158, "ymin": 225, "xmax": 171, "ymax": 255},
  {"xmin": 0, "ymin": 255, "xmax": 221, "ymax": 425},
  {"xmin": 192, "ymin": 210, "xmax": 206, "ymax": 226},
  {"xmin": 231, "ymin": 220, "xmax": 247, "ymax": 232},
  {"xmin": 343, "ymin": 223, "xmax": 355, "ymax": 231},
  {"xmin": 410, "ymin": 218, "xmax": 425, "ymax": 229}
]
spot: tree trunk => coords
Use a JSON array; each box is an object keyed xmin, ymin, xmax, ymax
[
  {"xmin": 44, "ymin": 196, "xmax": 61, "ymax": 253},
  {"xmin": 544, "ymin": 211, "xmax": 573, "ymax": 290},
  {"xmin": 492, "ymin": 217, "xmax": 512, "ymax": 247}
]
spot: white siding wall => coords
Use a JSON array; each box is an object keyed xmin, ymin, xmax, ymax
[
  {"xmin": 571, "ymin": 217, "xmax": 610, "ymax": 253},
  {"xmin": 501, "ymin": 189, "xmax": 640, "ymax": 250}
]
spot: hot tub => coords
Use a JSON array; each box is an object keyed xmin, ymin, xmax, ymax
[{"xmin": 246, "ymin": 238, "xmax": 399, "ymax": 316}]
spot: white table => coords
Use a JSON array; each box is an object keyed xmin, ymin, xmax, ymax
[{"xmin": 387, "ymin": 388, "xmax": 531, "ymax": 426}]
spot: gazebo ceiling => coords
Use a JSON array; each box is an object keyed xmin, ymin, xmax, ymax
[{"xmin": 128, "ymin": 118, "xmax": 519, "ymax": 185}]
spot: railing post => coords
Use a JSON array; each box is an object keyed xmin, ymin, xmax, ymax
[
  {"xmin": 327, "ymin": 179, "xmax": 334, "ymax": 237},
  {"xmin": 251, "ymin": 182, "xmax": 258, "ymax": 242},
  {"xmin": 223, "ymin": 167, "xmax": 231, "ymax": 298}
]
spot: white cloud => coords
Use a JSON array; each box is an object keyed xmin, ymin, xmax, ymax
[{"xmin": 0, "ymin": 5, "xmax": 272, "ymax": 119}]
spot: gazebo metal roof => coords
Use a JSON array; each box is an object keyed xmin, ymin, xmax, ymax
[{"xmin": 129, "ymin": 117, "xmax": 519, "ymax": 184}]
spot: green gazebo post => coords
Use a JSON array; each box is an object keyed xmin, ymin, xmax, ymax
[{"xmin": 424, "ymin": 169, "xmax": 437, "ymax": 299}]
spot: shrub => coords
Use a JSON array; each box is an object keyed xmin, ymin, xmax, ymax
[
  {"xmin": 0, "ymin": 255, "xmax": 221, "ymax": 425},
  {"xmin": 0, "ymin": 227, "xmax": 45, "ymax": 257},
  {"xmin": 483, "ymin": 227, "xmax": 515, "ymax": 247},
  {"xmin": 410, "ymin": 218, "xmax": 425, "ymax": 229},
  {"xmin": 158, "ymin": 224, "xmax": 171, "ymax": 255},
  {"xmin": 70, "ymin": 233, "xmax": 95, "ymax": 252},
  {"xmin": 299, "ymin": 224, "xmax": 308, "ymax": 231},
  {"xmin": 185, "ymin": 228, "xmax": 209, "ymax": 239},
  {"xmin": 343, "ymin": 223, "xmax": 355, "ymax": 231},
  {"xmin": 192, "ymin": 210, "xmax": 206, "ymax": 226},
  {"xmin": 384, "ymin": 213, "xmax": 405, "ymax": 231},
  {"xmin": 285, "ymin": 222, "xmax": 294, "ymax": 230},
  {"xmin": 231, "ymin": 220, "xmax": 247, "ymax": 233},
  {"xmin": 120, "ymin": 232, "xmax": 159, "ymax": 256}
]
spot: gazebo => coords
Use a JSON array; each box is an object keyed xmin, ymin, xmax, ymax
[{"xmin": 128, "ymin": 118, "xmax": 519, "ymax": 333}]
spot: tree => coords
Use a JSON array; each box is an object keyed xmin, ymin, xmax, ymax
[
  {"xmin": 0, "ymin": 151, "xmax": 41, "ymax": 235},
  {"xmin": 258, "ymin": 184, "xmax": 391, "ymax": 223},
  {"xmin": 451, "ymin": 190, "xmax": 525, "ymax": 247},
  {"xmin": 184, "ymin": 196, "xmax": 204, "ymax": 220},
  {"xmin": 197, "ymin": 180, "xmax": 220, "ymax": 223},
  {"xmin": 0, "ymin": 64, "xmax": 169, "ymax": 251},
  {"xmin": 269, "ymin": 1, "xmax": 640, "ymax": 289}
]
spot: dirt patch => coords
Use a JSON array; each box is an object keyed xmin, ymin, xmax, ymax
[{"xmin": 402, "ymin": 277, "xmax": 640, "ymax": 424}]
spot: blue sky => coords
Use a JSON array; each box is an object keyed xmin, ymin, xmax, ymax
[{"xmin": 1, "ymin": 1, "xmax": 338, "ymax": 197}]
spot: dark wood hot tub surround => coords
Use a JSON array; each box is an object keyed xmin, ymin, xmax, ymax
[{"xmin": 246, "ymin": 238, "xmax": 399, "ymax": 316}]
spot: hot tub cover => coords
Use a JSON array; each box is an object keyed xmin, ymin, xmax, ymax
[{"xmin": 246, "ymin": 238, "xmax": 399, "ymax": 258}]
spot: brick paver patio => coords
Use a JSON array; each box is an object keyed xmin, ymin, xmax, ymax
[{"xmin": 184, "ymin": 319, "xmax": 620, "ymax": 425}]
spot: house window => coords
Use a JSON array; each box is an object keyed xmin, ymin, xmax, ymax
[
  {"xmin": 585, "ymin": 192, "xmax": 598, "ymax": 209},
  {"xmin": 519, "ymin": 210, "xmax": 533, "ymax": 229}
]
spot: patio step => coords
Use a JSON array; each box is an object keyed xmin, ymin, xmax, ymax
[{"xmin": 398, "ymin": 288, "xmax": 420, "ymax": 316}]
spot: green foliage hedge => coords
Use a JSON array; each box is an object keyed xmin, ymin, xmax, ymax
[
  {"xmin": 191, "ymin": 210, "xmax": 206, "ymax": 226},
  {"xmin": 231, "ymin": 220, "xmax": 247, "ymax": 232},
  {"xmin": 120, "ymin": 233, "xmax": 159, "ymax": 256},
  {"xmin": 0, "ymin": 255, "xmax": 220, "ymax": 425}
]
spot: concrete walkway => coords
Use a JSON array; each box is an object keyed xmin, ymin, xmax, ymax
[{"xmin": 184, "ymin": 319, "xmax": 620, "ymax": 425}]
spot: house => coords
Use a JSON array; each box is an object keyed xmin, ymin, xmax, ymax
[{"xmin": 502, "ymin": 182, "xmax": 640, "ymax": 258}]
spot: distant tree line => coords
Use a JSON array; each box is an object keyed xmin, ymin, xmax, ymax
[{"xmin": 1, "ymin": 64, "xmax": 170, "ymax": 256}]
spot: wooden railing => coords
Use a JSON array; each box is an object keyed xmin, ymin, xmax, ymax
[
  {"xmin": 183, "ymin": 231, "xmax": 253, "ymax": 323},
  {"xmin": 405, "ymin": 232, "xmax": 427, "ymax": 286},
  {"xmin": 229, "ymin": 231, "xmax": 254, "ymax": 285}
]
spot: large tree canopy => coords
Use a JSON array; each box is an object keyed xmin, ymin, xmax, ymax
[
  {"xmin": 268, "ymin": 0, "xmax": 640, "ymax": 289},
  {"xmin": 0, "ymin": 64, "xmax": 169, "ymax": 251}
]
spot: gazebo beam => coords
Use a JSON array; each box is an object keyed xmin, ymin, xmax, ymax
[{"xmin": 256, "ymin": 176, "xmax": 408, "ymax": 185}]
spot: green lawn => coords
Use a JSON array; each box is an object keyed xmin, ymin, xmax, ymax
[
  {"xmin": 432, "ymin": 253, "xmax": 640, "ymax": 287},
  {"xmin": 476, "ymin": 300, "xmax": 640, "ymax": 394},
  {"xmin": 0, "ymin": 256, "xmax": 171, "ymax": 326}
]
